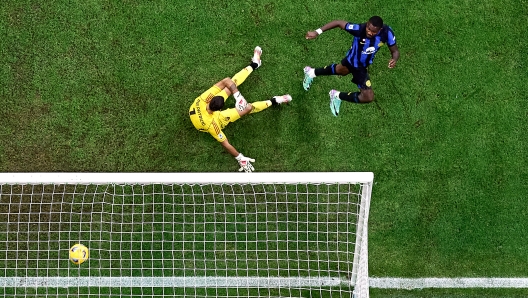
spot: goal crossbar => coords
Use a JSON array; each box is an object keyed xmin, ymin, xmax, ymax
[{"xmin": 0, "ymin": 172, "xmax": 374, "ymax": 185}]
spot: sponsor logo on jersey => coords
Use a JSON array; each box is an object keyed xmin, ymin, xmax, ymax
[
  {"xmin": 362, "ymin": 47, "xmax": 376, "ymax": 55},
  {"xmin": 348, "ymin": 24, "xmax": 358, "ymax": 30}
]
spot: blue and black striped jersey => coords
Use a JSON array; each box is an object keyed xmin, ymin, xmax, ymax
[{"xmin": 343, "ymin": 22, "xmax": 396, "ymax": 68}]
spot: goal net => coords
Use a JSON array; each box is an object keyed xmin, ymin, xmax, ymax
[{"xmin": 0, "ymin": 172, "xmax": 373, "ymax": 298}]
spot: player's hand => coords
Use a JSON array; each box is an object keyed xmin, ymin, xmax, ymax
[
  {"xmin": 388, "ymin": 59, "xmax": 397, "ymax": 68},
  {"xmin": 305, "ymin": 31, "xmax": 319, "ymax": 40},
  {"xmin": 234, "ymin": 92, "xmax": 248, "ymax": 111},
  {"xmin": 235, "ymin": 96, "xmax": 248, "ymax": 111},
  {"xmin": 235, "ymin": 153, "xmax": 255, "ymax": 173}
]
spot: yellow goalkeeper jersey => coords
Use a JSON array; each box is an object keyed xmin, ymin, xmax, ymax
[{"xmin": 189, "ymin": 85, "xmax": 231, "ymax": 142}]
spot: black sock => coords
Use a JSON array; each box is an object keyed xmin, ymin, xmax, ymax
[
  {"xmin": 250, "ymin": 62, "xmax": 259, "ymax": 70},
  {"xmin": 270, "ymin": 97, "xmax": 278, "ymax": 105},
  {"xmin": 340, "ymin": 92, "xmax": 362, "ymax": 103},
  {"xmin": 314, "ymin": 64, "xmax": 336, "ymax": 76}
]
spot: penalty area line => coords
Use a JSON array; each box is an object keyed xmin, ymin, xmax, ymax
[{"xmin": 370, "ymin": 278, "xmax": 528, "ymax": 289}]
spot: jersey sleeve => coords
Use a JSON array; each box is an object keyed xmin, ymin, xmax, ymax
[
  {"xmin": 207, "ymin": 120, "xmax": 227, "ymax": 142},
  {"xmin": 198, "ymin": 85, "xmax": 223, "ymax": 103},
  {"xmin": 344, "ymin": 23, "xmax": 361, "ymax": 37},
  {"xmin": 386, "ymin": 26, "xmax": 397, "ymax": 47}
]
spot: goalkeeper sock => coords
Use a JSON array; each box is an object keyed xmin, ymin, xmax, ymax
[
  {"xmin": 232, "ymin": 66, "xmax": 253, "ymax": 86},
  {"xmin": 249, "ymin": 100, "xmax": 271, "ymax": 114},
  {"xmin": 315, "ymin": 64, "xmax": 336, "ymax": 76},
  {"xmin": 340, "ymin": 92, "xmax": 367, "ymax": 104}
]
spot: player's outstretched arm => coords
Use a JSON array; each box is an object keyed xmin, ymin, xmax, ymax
[
  {"xmin": 305, "ymin": 20, "xmax": 348, "ymax": 39},
  {"xmin": 220, "ymin": 138, "xmax": 255, "ymax": 172},
  {"xmin": 388, "ymin": 44, "xmax": 400, "ymax": 68},
  {"xmin": 220, "ymin": 138, "xmax": 239, "ymax": 157}
]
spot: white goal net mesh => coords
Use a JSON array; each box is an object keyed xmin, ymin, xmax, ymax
[{"xmin": 0, "ymin": 173, "xmax": 373, "ymax": 298}]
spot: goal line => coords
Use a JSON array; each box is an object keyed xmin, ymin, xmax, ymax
[
  {"xmin": 1, "ymin": 276, "xmax": 347, "ymax": 288},
  {"xmin": 3, "ymin": 277, "xmax": 528, "ymax": 289},
  {"xmin": 371, "ymin": 277, "xmax": 528, "ymax": 289}
]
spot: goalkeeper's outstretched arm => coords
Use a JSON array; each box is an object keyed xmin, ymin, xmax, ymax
[
  {"xmin": 220, "ymin": 138, "xmax": 240, "ymax": 157},
  {"xmin": 220, "ymin": 139, "xmax": 255, "ymax": 172}
]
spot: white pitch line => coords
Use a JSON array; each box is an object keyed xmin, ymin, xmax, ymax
[
  {"xmin": 3, "ymin": 276, "xmax": 528, "ymax": 289},
  {"xmin": 370, "ymin": 278, "xmax": 528, "ymax": 289},
  {"xmin": 0, "ymin": 276, "xmax": 345, "ymax": 288}
]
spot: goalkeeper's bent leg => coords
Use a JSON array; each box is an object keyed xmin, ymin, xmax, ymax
[{"xmin": 231, "ymin": 66, "xmax": 254, "ymax": 87}]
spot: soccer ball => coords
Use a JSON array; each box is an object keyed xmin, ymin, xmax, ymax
[{"xmin": 69, "ymin": 244, "xmax": 89, "ymax": 265}]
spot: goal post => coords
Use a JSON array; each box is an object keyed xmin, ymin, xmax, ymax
[{"xmin": 0, "ymin": 172, "xmax": 373, "ymax": 298}]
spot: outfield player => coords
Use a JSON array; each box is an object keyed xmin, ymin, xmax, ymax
[
  {"xmin": 303, "ymin": 16, "xmax": 400, "ymax": 116},
  {"xmin": 189, "ymin": 47, "xmax": 292, "ymax": 172}
]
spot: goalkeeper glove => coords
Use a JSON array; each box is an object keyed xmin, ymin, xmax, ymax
[
  {"xmin": 234, "ymin": 92, "xmax": 248, "ymax": 111},
  {"xmin": 235, "ymin": 153, "xmax": 255, "ymax": 173}
]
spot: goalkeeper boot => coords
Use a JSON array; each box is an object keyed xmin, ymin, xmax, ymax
[
  {"xmin": 252, "ymin": 46, "xmax": 262, "ymax": 69},
  {"xmin": 303, "ymin": 66, "xmax": 314, "ymax": 91},
  {"xmin": 329, "ymin": 89, "xmax": 341, "ymax": 117},
  {"xmin": 273, "ymin": 94, "xmax": 292, "ymax": 104}
]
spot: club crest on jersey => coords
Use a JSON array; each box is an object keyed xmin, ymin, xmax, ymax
[{"xmin": 362, "ymin": 47, "xmax": 376, "ymax": 55}]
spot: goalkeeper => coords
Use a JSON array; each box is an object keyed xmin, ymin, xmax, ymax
[{"xmin": 189, "ymin": 46, "xmax": 292, "ymax": 172}]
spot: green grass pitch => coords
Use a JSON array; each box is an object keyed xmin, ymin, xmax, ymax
[{"xmin": 1, "ymin": 0, "xmax": 528, "ymax": 297}]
